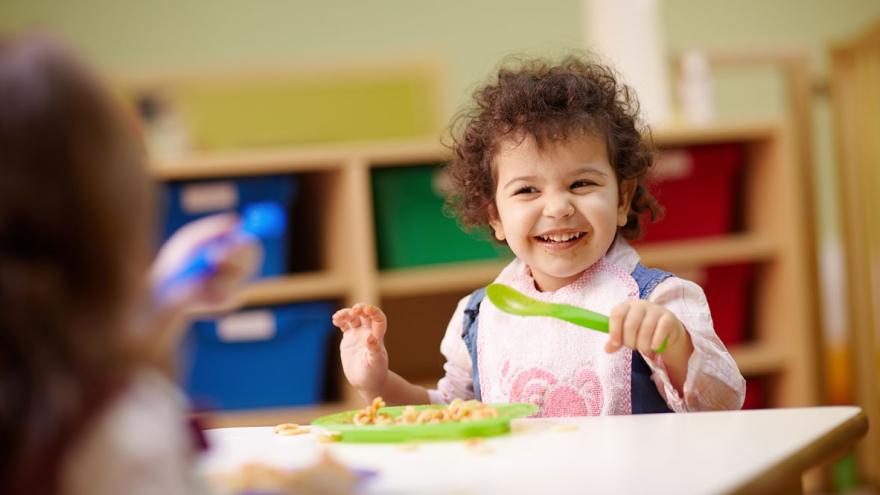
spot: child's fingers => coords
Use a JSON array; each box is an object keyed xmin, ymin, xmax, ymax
[
  {"xmin": 651, "ymin": 314, "xmax": 679, "ymax": 350},
  {"xmin": 607, "ymin": 304, "xmax": 630, "ymax": 350},
  {"xmin": 621, "ymin": 304, "xmax": 646, "ymax": 350},
  {"xmin": 636, "ymin": 310, "xmax": 662, "ymax": 355},
  {"xmin": 363, "ymin": 305, "xmax": 387, "ymax": 339},
  {"xmin": 332, "ymin": 308, "xmax": 356, "ymax": 330},
  {"xmin": 351, "ymin": 314, "xmax": 363, "ymax": 330},
  {"xmin": 212, "ymin": 240, "xmax": 262, "ymax": 282},
  {"xmin": 365, "ymin": 334, "xmax": 383, "ymax": 366},
  {"xmin": 351, "ymin": 304, "xmax": 372, "ymax": 328},
  {"xmin": 604, "ymin": 339, "xmax": 621, "ymax": 353},
  {"xmin": 332, "ymin": 308, "xmax": 349, "ymax": 322}
]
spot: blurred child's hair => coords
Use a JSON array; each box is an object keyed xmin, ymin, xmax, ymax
[
  {"xmin": 446, "ymin": 55, "xmax": 662, "ymax": 239},
  {"xmin": 0, "ymin": 34, "xmax": 154, "ymax": 493}
]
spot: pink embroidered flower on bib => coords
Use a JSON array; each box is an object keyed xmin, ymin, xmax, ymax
[{"xmin": 502, "ymin": 360, "xmax": 603, "ymax": 417}]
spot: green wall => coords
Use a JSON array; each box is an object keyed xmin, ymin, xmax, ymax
[{"xmin": 0, "ymin": 0, "xmax": 583, "ymax": 116}]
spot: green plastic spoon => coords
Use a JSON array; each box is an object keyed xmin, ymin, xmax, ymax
[{"xmin": 485, "ymin": 283, "xmax": 668, "ymax": 353}]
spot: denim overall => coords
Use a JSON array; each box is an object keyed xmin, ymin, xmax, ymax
[{"xmin": 461, "ymin": 263, "xmax": 673, "ymax": 414}]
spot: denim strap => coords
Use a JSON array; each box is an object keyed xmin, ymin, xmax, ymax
[
  {"xmin": 461, "ymin": 287, "xmax": 486, "ymax": 401},
  {"xmin": 629, "ymin": 262, "xmax": 674, "ymax": 414}
]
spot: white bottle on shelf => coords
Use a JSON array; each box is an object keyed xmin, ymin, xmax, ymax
[
  {"xmin": 583, "ymin": 0, "xmax": 672, "ymax": 126},
  {"xmin": 677, "ymin": 50, "xmax": 716, "ymax": 125}
]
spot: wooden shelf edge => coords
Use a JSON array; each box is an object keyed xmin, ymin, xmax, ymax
[
  {"xmin": 378, "ymin": 259, "xmax": 511, "ymax": 298},
  {"xmin": 151, "ymin": 152, "xmax": 345, "ymax": 180},
  {"xmin": 151, "ymin": 119, "xmax": 782, "ymax": 179},
  {"xmin": 150, "ymin": 138, "xmax": 447, "ymax": 179},
  {"xmin": 729, "ymin": 342, "xmax": 787, "ymax": 376},
  {"xmin": 202, "ymin": 401, "xmax": 357, "ymax": 428},
  {"xmin": 238, "ymin": 271, "xmax": 348, "ymax": 306},
  {"xmin": 638, "ymin": 234, "xmax": 778, "ymax": 269},
  {"xmin": 653, "ymin": 119, "xmax": 782, "ymax": 147}
]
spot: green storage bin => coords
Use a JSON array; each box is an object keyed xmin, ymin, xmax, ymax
[{"xmin": 372, "ymin": 164, "xmax": 511, "ymax": 269}]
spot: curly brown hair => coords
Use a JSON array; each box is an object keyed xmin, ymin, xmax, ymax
[{"xmin": 446, "ymin": 55, "xmax": 662, "ymax": 240}]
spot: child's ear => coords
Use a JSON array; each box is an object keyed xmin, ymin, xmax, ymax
[
  {"xmin": 488, "ymin": 204, "xmax": 506, "ymax": 241},
  {"xmin": 617, "ymin": 179, "xmax": 637, "ymax": 227}
]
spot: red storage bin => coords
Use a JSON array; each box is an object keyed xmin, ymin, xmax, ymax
[
  {"xmin": 639, "ymin": 144, "xmax": 744, "ymax": 242},
  {"xmin": 679, "ymin": 263, "xmax": 754, "ymax": 347},
  {"xmin": 742, "ymin": 376, "xmax": 767, "ymax": 409},
  {"xmin": 702, "ymin": 263, "xmax": 755, "ymax": 347}
]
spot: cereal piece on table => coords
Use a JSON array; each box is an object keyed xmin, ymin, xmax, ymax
[
  {"xmin": 210, "ymin": 462, "xmax": 289, "ymax": 492},
  {"xmin": 464, "ymin": 437, "xmax": 492, "ymax": 454},
  {"xmin": 395, "ymin": 442, "xmax": 420, "ymax": 452},
  {"xmin": 551, "ymin": 423, "xmax": 579, "ymax": 432},
  {"xmin": 273, "ymin": 423, "xmax": 308, "ymax": 436}
]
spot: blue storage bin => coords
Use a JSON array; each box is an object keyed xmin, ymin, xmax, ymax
[
  {"xmin": 182, "ymin": 301, "xmax": 335, "ymax": 410},
  {"xmin": 160, "ymin": 175, "xmax": 297, "ymax": 277}
]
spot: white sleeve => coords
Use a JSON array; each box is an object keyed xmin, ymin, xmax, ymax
[
  {"xmin": 641, "ymin": 276, "xmax": 747, "ymax": 412},
  {"xmin": 426, "ymin": 296, "xmax": 476, "ymax": 404}
]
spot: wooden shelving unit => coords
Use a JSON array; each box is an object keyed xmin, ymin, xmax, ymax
[{"xmin": 152, "ymin": 118, "xmax": 820, "ymax": 426}]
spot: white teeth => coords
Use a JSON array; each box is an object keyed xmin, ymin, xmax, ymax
[{"xmin": 538, "ymin": 232, "xmax": 584, "ymax": 242}]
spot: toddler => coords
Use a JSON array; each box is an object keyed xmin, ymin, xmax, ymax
[{"xmin": 334, "ymin": 56, "xmax": 746, "ymax": 415}]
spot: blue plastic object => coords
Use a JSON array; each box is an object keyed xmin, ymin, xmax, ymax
[
  {"xmin": 240, "ymin": 200, "xmax": 286, "ymax": 239},
  {"xmin": 157, "ymin": 202, "xmax": 287, "ymax": 297},
  {"xmin": 182, "ymin": 302, "xmax": 335, "ymax": 410},
  {"xmin": 161, "ymin": 175, "xmax": 296, "ymax": 277}
]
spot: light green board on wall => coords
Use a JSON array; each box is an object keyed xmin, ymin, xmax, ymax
[{"xmin": 126, "ymin": 64, "xmax": 443, "ymax": 150}]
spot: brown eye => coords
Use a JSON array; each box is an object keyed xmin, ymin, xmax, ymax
[{"xmin": 571, "ymin": 180, "xmax": 597, "ymax": 189}]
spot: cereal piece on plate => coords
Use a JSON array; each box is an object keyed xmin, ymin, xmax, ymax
[{"xmin": 316, "ymin": 430, "xmax": 342, "ymax": 443}]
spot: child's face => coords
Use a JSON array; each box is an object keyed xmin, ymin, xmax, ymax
[{"xmin": 489, "ymin": 132, "xmax": 634, "ymax": 292}]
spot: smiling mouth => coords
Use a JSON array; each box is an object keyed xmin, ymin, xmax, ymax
[{"xmin": 534, "ymin": 232, "xmax": 586, "ymax": 243}]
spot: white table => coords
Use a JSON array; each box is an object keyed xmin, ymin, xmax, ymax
[{"xmin": 200, "ymin": 406, "xmax": 867, "ymax": 494}]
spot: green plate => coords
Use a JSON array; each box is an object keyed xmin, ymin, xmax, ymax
[{"xmin": 311, "ymin": 403, "xmax": 538, "ymax": 443}]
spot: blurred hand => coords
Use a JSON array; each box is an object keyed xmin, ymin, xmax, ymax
[
  {"xmin": 332, "ymin": 303, "xmax": 389, "ymax": 395},
  {"xmin": 134, "ymin": 214, "xmax": 260, "ymax": 372},
  {"xmin": 151, "ymin": 213, "xmax": 262, "ymax": 316}
]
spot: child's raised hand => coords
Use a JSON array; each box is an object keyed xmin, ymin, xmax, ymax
[
  {"xmin": 151, "ymin": 214, "xmax": 262, "ymax": 314},
  {"xmin": 333, "ymin": 303, "xmax": 389, "ymax": 395},
  {"xmin": 604, "ymin": 300, "xmax": 689, "ymax": 358}
]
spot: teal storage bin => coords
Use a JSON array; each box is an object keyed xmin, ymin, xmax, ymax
[{"xmin": 371, "ymin": 164, "xmax": 510, "ymax": 269}]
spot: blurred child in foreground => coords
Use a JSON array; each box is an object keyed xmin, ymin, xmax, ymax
[{"xmin": 0, "ymin": 34, "xmax": 260, "ymax": 494}]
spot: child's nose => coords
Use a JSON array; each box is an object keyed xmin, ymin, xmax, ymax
[{"xmin": 543, "ymin": 194, "xmax": 575, "ymax": 218}]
